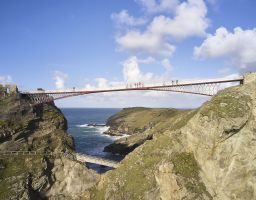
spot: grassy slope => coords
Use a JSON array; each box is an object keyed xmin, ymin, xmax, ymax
[
  {"xmin": 105, "ymin": 107, "xmax": 197, "ymax": 155},
  {"xmin": 91, "ymin": 83, "xmax": 252, "ymax": 199},
  {"xmin": 91, "ymin": 108, "xmax": 211, "ymax": 199}
]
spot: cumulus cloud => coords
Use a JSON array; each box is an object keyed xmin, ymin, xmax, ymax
[
  {"xmin": 161, "ymin": 58, "xmax": 172, "ymax": 70},
  {"xmin": 84, "ymin": 56, "xmax": 168, "ymax": 90},
  {"xmin": 137, "ymin": 56, "xmax": 156, "ymax": 64},
  {"xmin": 95, "ymin": 78, "xmax": 109, "ymax": 88},
  {"xmin": 0, "ymin": 75, "xmax": 12, "ymax": 85},
  {"xmin": 148, "ymin": 0, "xmax": 209, "ymax": 39},
  {"xmin": 53, "ymin": 71, "xmax": 68, "ymax": 89},
  {"xmin": 135, "ymin": 0, "xmax": 179, "ymax": 13},
  {"xmin": 117, "ymin": 31, "xmax": 176, "ymax": 56},
  {"xmin": 122, "ymin": 56, "xmax": 155, "ymax": 83},
  {"xmin": 194, "ymin": 27, "xmax": 256, "ymax": 70},
  {"xmin": 111, "ymin": 10, "xmax": 146, "ymax": 26},
  {"xmin": 116, "ymin": 0, "xmax": 209, "ymax": 55}
]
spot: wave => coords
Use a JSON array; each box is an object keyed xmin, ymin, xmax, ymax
[
  {"xmin": 77, "ymin": 124, "xmax": 109, "ymax": 133},
  {"xmin": 96, "ymin": 126, "xmax": 110, "ymax": 133},
  {"xmin": 77, "ymin": 124, "xmax": 89, "ymax": 128},
  {"xmin": 76, "ymin": 123, "xmax": 130, "ymax": 140},
  {"xmin": 76, "ymin": 123, "xmax": 106, "ymax": 128},
  {"xmin": 101, "ymin": 133, "xmax": 130, "ymax": 140}
]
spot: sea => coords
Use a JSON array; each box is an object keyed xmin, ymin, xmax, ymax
[{"xmin": 60, "ymin": 108, "xmax": 123, "ymax": 173}]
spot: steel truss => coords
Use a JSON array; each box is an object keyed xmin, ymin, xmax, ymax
[{"xmin": 22, "ymin": 78, "xmax": 243, "ymax": 106}]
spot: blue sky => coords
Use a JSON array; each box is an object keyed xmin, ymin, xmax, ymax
[{"xmin": 0, "ymin": 0, "xmax": 255, "ymax": 107}]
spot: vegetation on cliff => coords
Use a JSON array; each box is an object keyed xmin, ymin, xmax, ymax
[
  {"xmin": 91, "ymin": 76, "xmax": 256, "ymax": 200},
  {"xmin": 0, "ymin": 86, "xmax": 99, "ymax": 199},
  {"xmin": 104, "ymin": 107, "xmax": 197, "ymax": 155}
]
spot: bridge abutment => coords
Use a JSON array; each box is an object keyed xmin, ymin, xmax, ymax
[{"xmin": 243, "ymin": 72, "xmax": 256, "ymax": 84}]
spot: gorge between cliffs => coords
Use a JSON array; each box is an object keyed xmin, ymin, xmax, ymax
[{"xmin": 0, "ymin": 74, "xmax": 256, "ymax": 200}]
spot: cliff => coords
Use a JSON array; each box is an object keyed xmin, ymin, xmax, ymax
[
  {"xmin": 0, "ymin": 85, "xmax": 99, "ymax": 199},
  {"xmin": 90, "ymin": 74, "xmax": 256, "ymax": 200},
  {"xmin": 104, "ymin": 107, "xmax": 192, "ymax": 155}
]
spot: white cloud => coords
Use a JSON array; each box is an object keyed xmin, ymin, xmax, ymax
[
  {"xmin": 111, "ymin": 10, "xmax": 146, "ymax": 26},
  {"xmin": 116, "ymin": 0, "xmax": 209, "ymax": 55},
  {"xmin": 123, "ymin": 56, "xmax": 154, "ymax": 83},
  {"xmin": 194, "ymin": 27, "xmax": 256, "ymax": 70},
  {"xmin": 137, "ymin": 56, "xmax": 156, "ymax": 64},
  {"xmin": 0, "ymin": 75, "xmax": 12, "ymax": 85},
  {"xmin": 135, "ymin": 0, "xmax": 179, "ymax": 13},
  {"xmin": 56, "ymin": 90, "xmax": 208, "ymax": 109},
  {"xmin": 56, "ymin": 58, "xmax": 213, "ymax": 108},
  {"xmin": 148, "ymin": 0, "xmax": 209, "ymax": 39},
  {"xmin": 161, "ymin": 58, "xmax": 172, "ymax": 70},
  {"xmin": 84, "ymin": 56, "xmax": 169, "ymax": 92},
  {"xmin": 218, "ymin": 73, "xmax": 241, "ymax": 89},
  {"xmin": 53, "ymin": 71, "xmax": 68, "ymax": 89},
  {"xmin": 73, "ymin": 0, "xmax": 212, "ymax": 108},
  {"xmin": 116, "ymin": 31, "xmax": 176, "ymax": 56},
  {"xmin": 95, "ymin": 78, "xmax": 109, "ymax": 88}
]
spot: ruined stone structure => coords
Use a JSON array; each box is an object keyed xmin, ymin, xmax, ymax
[{"xmin": 0, "ymin": 84, "xmax": 18, "ymax": 98}]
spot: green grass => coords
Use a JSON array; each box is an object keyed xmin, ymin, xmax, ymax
[
  {"xmin": 91, "ymin": 134, "xmax": 173, "ymax": 200},
  {"xmin": 200, "ymin": 90, "xmax": 251, "ymax": 119},
  {"xmin": 172, "ymin": 153, "xmax": 199, "ymax": 179},
  {"xmin": 107, "ymin": 107, "xmax": 181, "ymax": 131},
  {"xmin": 0, "ymin": 155, "xmax": 44, "ymax": 199},
  {"xmin": 172, "ymin": 153, "xmax": 212, "ymax": 199}
]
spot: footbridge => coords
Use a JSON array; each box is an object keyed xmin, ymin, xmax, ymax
[
  {"xmin": 0, "ymin": 151, "xmax": 119, "ymax": 168},
  {"xmin": 21, "ymin": 75, "xmax": 247, "ymax": 106},
  {"xmin": 75, "ymin": 153, "xmax": 118, "ymax": 168}
]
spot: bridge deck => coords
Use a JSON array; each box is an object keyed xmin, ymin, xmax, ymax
[
  {"xmin": 20, "ymin": 76, "xmax": 244, "ymax": 105},
  {"xmin": 22, "ymin": 77, "xmax": 243, "ymax": 94},
  {"xmin": 75, "ymin": 153, "xmax": 119, "ymax": 168}
]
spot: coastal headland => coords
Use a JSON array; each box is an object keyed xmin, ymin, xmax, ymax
[{"xmin": 0, "ymin": 73, "xmax": 256, "ymax": 199}]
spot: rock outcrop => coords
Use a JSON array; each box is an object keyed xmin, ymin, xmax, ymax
[
  {"xmin": 104, "ymin": 107, "xmax": 191, "ymax": 155},
  {"xmin": 0, "ymin": 85, "xmax": 99, "ymax": 199},
  {"xmin": 91, "ymin": 73, "xmax": 256, "ymax": 200}
]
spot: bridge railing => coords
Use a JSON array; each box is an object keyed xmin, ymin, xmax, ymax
[{"xmin": 21, "ymin": 76, "xmax": 243, "ymax": 94}]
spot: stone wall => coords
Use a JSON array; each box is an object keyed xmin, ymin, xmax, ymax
[{"xmin": 0, "ymin": 84, "xmax": 18, "ymax": 98}]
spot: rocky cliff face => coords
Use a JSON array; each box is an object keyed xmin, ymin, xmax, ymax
[
  {"xmin": 0, "ymin": 86, "xmax": 99, "ymax": 199},
  {"xmin": 104, "ymin": 107, "xmax": 191, "ymax": 155},
  {"xmin": 91, "ymin": 75, "xmax": 256, "ymax": 200}
]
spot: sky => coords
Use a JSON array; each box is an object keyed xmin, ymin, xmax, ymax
[{"xmin": 0, "ymin": 0, "xmax": 255, "ymax": 108}]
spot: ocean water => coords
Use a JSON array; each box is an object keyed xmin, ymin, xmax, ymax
[{"xmin": 61, "ymin": 108, "xmax": 123, "ymax": 173}]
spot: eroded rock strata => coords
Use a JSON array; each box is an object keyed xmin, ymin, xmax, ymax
[
  {"xmin": 1, "ymin": 73, "xmax": 255, "ymax": 200},
  {"xmin": 91, "ymin": 74, "xmax": 256, "ymax": 200},
  {"xmin": 0, "ymin": 86, "xmax": 99, "ymax": 199}
]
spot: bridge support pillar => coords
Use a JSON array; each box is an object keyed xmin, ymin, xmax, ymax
[{"xmin": 243, "ymin": 72, "xmax": 256, "ymax": 84}]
